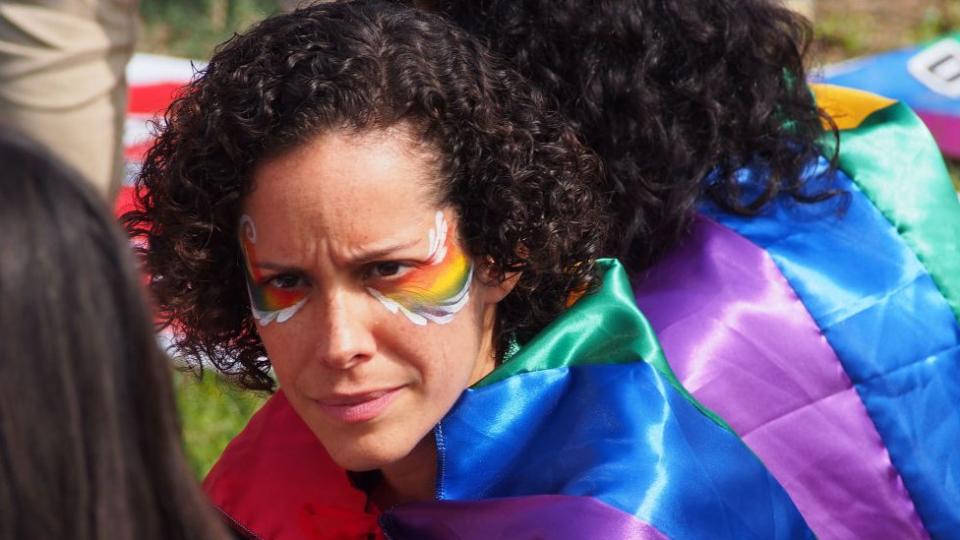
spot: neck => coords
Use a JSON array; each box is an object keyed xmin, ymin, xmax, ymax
[{"xmin": 371, "ymin": 434, "xmax": 437, "ymax": 508}]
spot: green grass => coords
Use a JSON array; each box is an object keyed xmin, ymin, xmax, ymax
[
  {"xmin": 173, "ymin": 369, "xmax": 267, "ymax": 478},
  {"xmin": 814, "ymin": 12, "xmax": 876, "ymax": 61},
  {"xmin": 911, "ymin": 4, "xmax": 960, "ymax": 44},
  {"xmin": 813, "ymin": 4, "xmax": 959, "ymax": 63}
]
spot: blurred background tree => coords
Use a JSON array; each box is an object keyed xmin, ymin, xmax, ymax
[
  {"xmin": 814, "ymin": 0, "xmax": 960, "ymax": 61},
  {"xmin": 139, "ymin": 0, "xmax": 283, "ymax": 58},
  {"xmin": 138, "ymin": 0, "xmax": 960, "ymax": 64}
]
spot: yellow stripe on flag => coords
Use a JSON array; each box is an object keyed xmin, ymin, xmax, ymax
[{"xmin": 811, "ymin": 83, "xmax": 897, "ymax": 130}]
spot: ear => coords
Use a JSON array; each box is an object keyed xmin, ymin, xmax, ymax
[{"xmin": 475, "ymin": 258, "xmax": 521, "ymax": 304}]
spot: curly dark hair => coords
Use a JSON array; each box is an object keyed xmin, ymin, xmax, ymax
[
  {"xmin": 434, "ymin": 0, "xmax": 838, "ymax": 270},
  {"xmin": 123, "ymin": 0, "xmax": 606, "ymax": 391}
]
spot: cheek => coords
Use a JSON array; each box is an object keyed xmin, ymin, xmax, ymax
[
  {"xmin": 255, "ymin": 319, "xmax": 312, "ymax": 383},
  {"xmin": 409, "ymin": 307, "xmax": 486, "ymax": 386}
]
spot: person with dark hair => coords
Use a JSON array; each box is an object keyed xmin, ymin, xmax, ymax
[
  {"xmin": 432, "ymin": 1, "xmax": 960, "ymax": 537},
  {"xmin": 125, "ymin": 1, "xmax": 813, "ymax": 537},
  {"xmin": 0, "ymin": 128, "xmax": 230, "ymax": 540},
  {"xmin": 434, "ymin": 0, "xmax": 830, "ymax": 270}
]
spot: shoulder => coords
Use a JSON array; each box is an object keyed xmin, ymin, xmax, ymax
[{"xmin": 633, "ymin": 83, "xmax": 960, "ymax": 537}]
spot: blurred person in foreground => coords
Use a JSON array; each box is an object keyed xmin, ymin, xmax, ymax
[
  {"xmin": 0, "ymin": 128, "xmax": 230, "ymax": 540},
  {"xmin": 0, "ymin": 0, "xmax": 138, "ymax": 199}
]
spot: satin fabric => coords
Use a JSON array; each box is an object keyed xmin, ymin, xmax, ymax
[
  {"xmin": 633, "ymin": 214, "xmax": 926, "ymax": 539},
  {"xmin": 437, "ymin": 262, "xmax": 812, "ymax": 539},
  {"xmin": 438, "ymin": 362, "xmax": 811, "ymax": 539},
  {"xmin": 818, "ymin": 36, "xmax": 960, "ymax": 117},
  {"xmin": 383, "ymin": 495, "xmax": 668, "ymax": 539},
  {"xmin": 916, "ymin": 110, "xmax": 960, "ymax": 158},
  {"xmin": 203, "ymin": 392, "xmax": 383, "ymax": 540},
  {"xmin": 478, "ymin": 259, "xmax": 728, "ymax": 427},
  {"xmin": 823, "ymin": 91, "xmax": 960, "ymax": 322},
  {"xmin": 703, "ymin": 157, "xmax": 960, "ymax": 536},
  {"xmin": 477, "ymin": 260, "xmax": 661, "ymax": 382}
]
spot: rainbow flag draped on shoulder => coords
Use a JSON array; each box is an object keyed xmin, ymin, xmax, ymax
[
  {"xmin": 407, "ymin": 259, "xmax": 810, "ymax": 538},
  {"xmin": 205, "ymin": 84, "xmax": 957, "ymax": 539},
  {"xmin": 635, "ymin": 84, "xmax": 960, "ymax": 539},
  {"xmin": 205, "ymin": 259, "xmax": 813, "ymax": 539}
]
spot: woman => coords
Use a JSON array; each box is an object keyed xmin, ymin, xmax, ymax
[
  {"xmin": 434, "ymin": 1, "xmax": 960, "ymax": 538},
  {"xmin": 124, "ymin": 1, "xmax": 812, "ymax": 538},
  {"xmin": 0, "ymin": 129, "xmax": 229, "ymax": 540}
]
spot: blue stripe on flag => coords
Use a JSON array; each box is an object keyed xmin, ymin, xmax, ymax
[
  {"xmin": 437, "ymin": 362, "xmax": 812, "ymax": 540},
  {"xmin": 702, "ymin": 158, "xmax": 960, "ymax": 535}
]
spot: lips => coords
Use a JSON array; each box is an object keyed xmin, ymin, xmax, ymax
[{"xmin": 314, "ymin": 387, "xmax": 403, "ymax": 423}]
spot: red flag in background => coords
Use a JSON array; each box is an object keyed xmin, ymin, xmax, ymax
[{"xmin": 115, "ymin": 53, "xmax": 198, "ymax": 217}]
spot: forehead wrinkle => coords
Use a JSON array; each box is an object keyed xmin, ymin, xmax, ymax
[
  {"xmin": 261, "ymin": 212, "xmax": 435, "ymax": 272},
  {"xmin": 340, "ymin": 236, "xmax": 422, "ymax": 265},
  {"xmin": 327, "ymin": 212, "xmax": 439, "ymax": 266},
  {"xmin": 243, "ymin": 128, "xmax": 454, "ymax": 272}
]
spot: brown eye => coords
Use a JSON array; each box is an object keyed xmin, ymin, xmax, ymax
[
  {"xmin": 267, "ymin": 274, "xmax": 305, "ymax": 289},
  {"xmin": 365, "ymin": 261, "xmax": 412, "ymax": 280},
  {"xmin": 374, "ymin": 262, "xmax": 401, "ymax": 277}
]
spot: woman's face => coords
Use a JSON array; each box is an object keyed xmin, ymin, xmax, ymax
[{"xmin": 241, "ymin": 128, "xmax": 508, "ymax": 472}]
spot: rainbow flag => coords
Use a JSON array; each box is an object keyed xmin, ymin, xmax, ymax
[
  {"xmin": 635, "ymin": 84, "xmax": 960, "ymax": 538},
  {"xmin": 402, "ymin": 258, "xmax": 811, "ymax": 538},
  {"xmin": 206, "ymin": 260, "xmax": 813, "ymax": 539}
]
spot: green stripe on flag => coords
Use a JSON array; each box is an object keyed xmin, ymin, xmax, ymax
[
  {"xmin": 822, "ymin": 99, "xmax": 960, "ymax": 323},
  {"xmin": 476, "ymin": 259, "xmax": 732, "ymax": 430}
]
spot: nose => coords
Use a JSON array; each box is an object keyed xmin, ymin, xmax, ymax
[{"xmin": 314, "ymin": 288, "xmax": 377, "ymax": 370}]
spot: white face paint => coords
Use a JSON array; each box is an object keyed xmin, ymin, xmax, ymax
[
  {"xmin": 366, "ymin": 211, "xmax": 473, "ymax": 326},
  {"xmin": 251, "ymin": 297, "xmax": 309, "ymax": 326},
  {"xmin": 239, "ymin": 214, "xmax": 309, "ymax": 326}
]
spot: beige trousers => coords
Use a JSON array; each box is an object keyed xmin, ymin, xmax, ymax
[
  {"xmin": 0, "ymin": 1, "xmax": 138, "ymax": 199},
  {"xmin": 783, "ymin": 0, "xmax": 815, "ymax": 21}
]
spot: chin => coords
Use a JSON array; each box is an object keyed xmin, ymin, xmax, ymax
[{"xmin": 323, "ymin": 433, "xmax": 417, "ymax": 472}]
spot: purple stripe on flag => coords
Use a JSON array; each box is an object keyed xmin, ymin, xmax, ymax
[
  {"xmin": 632, "ymin": 214, "xmax": 927, "ymax": 539},
  {"xmin": 917, "ymin": 110, "xmax": 960, "ymax": 159},
  {"xmin": 382, "ymin": 495, "xmax": 667, "ymax": 540}
]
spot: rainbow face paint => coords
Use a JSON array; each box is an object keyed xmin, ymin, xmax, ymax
[
  {"xmin": 366, "ymin": 211, "xmax": 473, "ymax": 326},
  {"xmin": 239, "ymin": 215, "xmax": 308, "ymax": 325}
]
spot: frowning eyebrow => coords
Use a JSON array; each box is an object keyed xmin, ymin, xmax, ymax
[
  {"xmin": 250, "ymin": 261, "xmax": 305, "ymax": 272},
  {"xmin": 349, "ymin": 237, "xmax": 422, "ymax": 264},
  {"xmin": 249, "ymin": 237, "xmax": 423, "ymax": 270}
]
